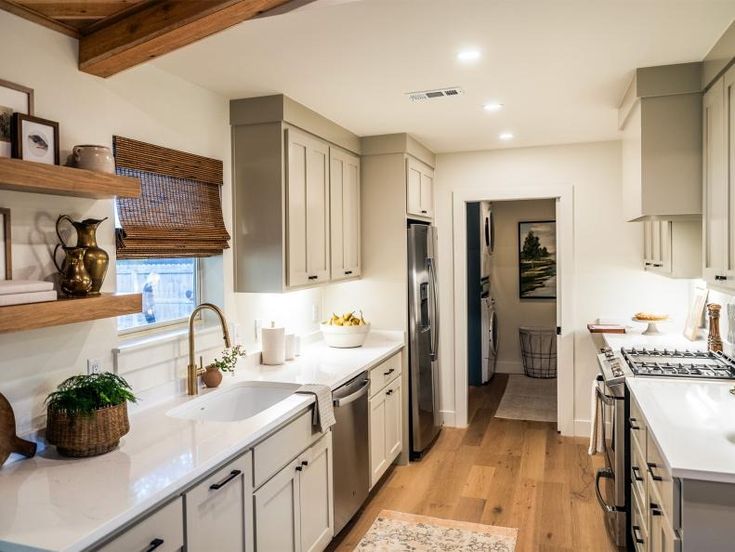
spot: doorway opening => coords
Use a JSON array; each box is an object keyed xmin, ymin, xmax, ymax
[{"xmin": 466, "ymin": 199, "xmax": 558, "ymax": 423}]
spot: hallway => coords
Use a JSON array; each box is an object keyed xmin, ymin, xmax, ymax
[{"xmin": 329, "ymin": 374, "xmax": 615, "ymax": 552}]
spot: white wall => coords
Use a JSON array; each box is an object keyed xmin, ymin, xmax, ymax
[
  {"xmin": 0, "ymin": 12, "xmax": 322, "ymax": 435},
  {"xmin": 490, "ymin": 199, "xmax": 557, "ymax": 374},
  {"xmin": 435, "ymin": 141, "xmax": 692, "ymax": 434}
]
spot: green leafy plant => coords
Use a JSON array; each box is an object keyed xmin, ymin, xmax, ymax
[
  {"xmin": 210, "ymin": 345, "xmax": 247, "ymax": 373},
  {"xmin": 45, "ymin": 372, "xmax": 137, "ymax": 416}
]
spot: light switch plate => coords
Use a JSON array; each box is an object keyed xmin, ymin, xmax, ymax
[{"xmin": 87, "ymin": 359, "xmax": 101, "ymax": 375}]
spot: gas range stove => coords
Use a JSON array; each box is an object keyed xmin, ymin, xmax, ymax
[{"xmin": 597, "ymin": 346, "xmax": 735, "ymax": 386}]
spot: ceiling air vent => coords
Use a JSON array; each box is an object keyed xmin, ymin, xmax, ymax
[{"xmin": 406, "ymin": 87, "xmax": 465, "ymax": 102}]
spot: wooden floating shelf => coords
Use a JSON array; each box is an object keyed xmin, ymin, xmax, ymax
[
  {"xmin": 0, "ymin": 158, "xmax": 140, "ymax": 199},
  {"xmin": 0, "ymin": 293, "xmax": 142, "ymax": 334}
]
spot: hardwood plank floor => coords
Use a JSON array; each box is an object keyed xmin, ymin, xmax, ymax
[{"xmin": 328, "ymin": 374, "xmax": 615, "ymax": 552}]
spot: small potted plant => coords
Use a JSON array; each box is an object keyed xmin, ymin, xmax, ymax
[
  {"xmin": 45, "ymin": 372, "xmax": 137, "ymax": 458},
  {"xmin": 203, "ymin": 345, "xmax": 247, "ymax": 388}
]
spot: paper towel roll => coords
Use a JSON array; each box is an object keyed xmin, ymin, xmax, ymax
[{"xmin": 261, "ymin": 323, "xmax": 285, "ymax": 365}]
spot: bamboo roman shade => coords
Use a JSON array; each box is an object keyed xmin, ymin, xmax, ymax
[{"xmin": 113, "ymin": 136, "xmax": 230, "ymax": 259}]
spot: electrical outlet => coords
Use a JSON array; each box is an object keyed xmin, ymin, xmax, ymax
[
  {"xmin": 312, "ymin": 304, "xmax": 320, "ymax": 323},
  {"xmin": 87, "ymin": 359, "xmax": 101, "ymax": 375},
  {"xmin": 230, "ymin": 322, "xmax": 242, "ymax": 345},
  {"xmin": 254, "ymin": 319, "xmax": 263, "ymax": 340}
]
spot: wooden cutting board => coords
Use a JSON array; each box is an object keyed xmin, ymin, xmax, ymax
[{"xmin": 0, "ymin": 392, "xmax": 36, "ymax": 467}]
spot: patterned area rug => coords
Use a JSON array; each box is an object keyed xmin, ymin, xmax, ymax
[
  {"xmin": 494, "ymin": 375, "xmax": 556, "ymax": 423},
  {"xmin": 356, "ymin": 510, "xmax": 517, "ymax": 551}
]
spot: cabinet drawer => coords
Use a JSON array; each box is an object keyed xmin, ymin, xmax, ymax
[
  {"xmin": 631, "ymin": 489, "xmax": 649, "ymax": 552},
  {"xmin": 646, "ymin": 433, "xmax": 679, "ymax": 528},
  {"xmin": 631, "ymin": 434, "xmax": 648, "ymax": 509},
  {"xmin": 629, "ymin": 395, "xmax": 647, "ymax": 454},
  {"xmin": 98, "ymin": 498, "xmax": 183, "ymax": 552},
  {"xmin": 369, "ymin": 354, "xmax": 401, "ymax": 397},
  {"xmin": 253, "ymin": 408, "xmax": 322, "ymax": 488}
]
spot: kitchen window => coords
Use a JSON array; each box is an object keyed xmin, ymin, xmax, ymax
[{"xmin": 116, "ymin": 257, "xmax": 200, "ymax": 334}]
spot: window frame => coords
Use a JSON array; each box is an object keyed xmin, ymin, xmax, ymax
[{"xmin": 117, "ymin": 257, "xmax": 203, "ymax": 337}]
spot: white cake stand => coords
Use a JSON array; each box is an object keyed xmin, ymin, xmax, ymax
[{"xmin": 631, "ymin": 317, "xmax": 668, "ymax": 335}]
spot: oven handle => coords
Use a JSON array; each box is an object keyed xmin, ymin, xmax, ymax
[{"xmin": 594, "ymin": 468, "xmax": 618, "ymax": 513}]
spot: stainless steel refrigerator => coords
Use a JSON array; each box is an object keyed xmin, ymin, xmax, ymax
[{"xmin": 407, "ymin": 223, "xmax": 442, "ymax": 456}]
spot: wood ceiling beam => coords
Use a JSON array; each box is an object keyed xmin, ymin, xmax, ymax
[
  {"xmin": 78, "ymin": 0, "xmax": 308, "ymax": 78},
  {"xmin": 0, "ymin": 0, "xmax": 79, "ymax": 37}
]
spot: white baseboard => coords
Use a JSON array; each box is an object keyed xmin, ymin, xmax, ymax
[
  {"xmin": 440, "ymin": 409, "xmax": 457, "ymax": 427},
  {"xmin": 574, "ymin": 418, "xmax": 591, "ymax": 438}
]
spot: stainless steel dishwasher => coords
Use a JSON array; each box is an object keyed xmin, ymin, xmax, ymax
[{"xmin": 332, "ymin": 371, "xmax": 370, "ymax": 534}]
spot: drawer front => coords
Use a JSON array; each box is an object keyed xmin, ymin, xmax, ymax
[
  {"xmin": 254, "ymin": 408, "xmax": 321, "ymax": 488},
  {"xmin": 631, "ymin": 489, "xmax": 649, "ymax": 552},
  {"xmin": 629, "ymin": 396, "xmax": 647, "ymax": 455},
  {"xmin": 98, "ymin": 497, "xmax": 183, "ymax": 552},
  {"xmin": 369, "ymin": 354, "xmax": 401, "ymax": 397},
  {"xmin": 646, "ymin": 434, "xmax": 678, "ymax": 527},
  {"xmin": 631, "ymin": 435, "xmax": 648, "ymax": 510}
]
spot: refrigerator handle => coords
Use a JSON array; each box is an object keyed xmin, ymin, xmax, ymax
[{"xmin": 427, "ymin": 257, "xmax": 439, "ymax": 361}]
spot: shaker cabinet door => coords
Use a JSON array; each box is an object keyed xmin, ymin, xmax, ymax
[
  {"xmin": 298, "ymin": 433, "xmax": 334, "ymax": 552},
  {"xmin": 254, "ymin": 458, "xmax": 301, "ymax": 552},
  {"xmin": 286, "ymin": 127, "xmax": 331, "ymax": 288},
  {"xmin": 385, "ymin": 379, "xmax": 402, "ymax": 462},
  {"xmin": 369, "ymin": 391, "xmax": 387, "ymax": 488},
  {"xmin": 330, "ymin": 148, "xmax": 361, "ymax": 280},
  {"xmin": 406, "ymin": 157, "xmax": 434, "ymax": 219},
  {"xmin": 185, "ymin": 453, "xmax": 253, "ymax": 552}
]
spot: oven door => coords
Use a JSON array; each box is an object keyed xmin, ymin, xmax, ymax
[{"xmin": 594, "ymin": 376, "xmax": 627, "ymax": 547}]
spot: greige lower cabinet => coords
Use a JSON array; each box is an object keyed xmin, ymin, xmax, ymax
[
  {"xmin": 98, "ymin": 498, "xmax": 184, "ymax": 552},
  {"xmin": 254, "ymin": 432, "xmax": 334, "ymax": 552},
  {"xmin": 368, "ymin": 354, "xmax": 403, "ymax": 488},
  {"xmin": 185, "ymin": 452, "xmax": 253, "ymax": 552}
]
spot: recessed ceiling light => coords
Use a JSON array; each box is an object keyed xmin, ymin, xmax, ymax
[
  {"xmin": 499, "ymin": 132, "xmax": 514, "ymax": 141},
  {"xmin": 483, "ymin": 102, "xmax": 503, "ymax": 112},
  {"xmin": 457, "ymin": 49, "xmax": 481, "ymax": 63}
]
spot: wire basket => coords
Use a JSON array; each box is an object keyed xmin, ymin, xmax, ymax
[{"xmin": 519, "ymin": 326, "xmax": 557, "ymax": 378}]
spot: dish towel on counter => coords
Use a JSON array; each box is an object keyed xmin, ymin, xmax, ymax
[
  {"xmin": 588, "ymin": 379, "xmax": 604, "ymax": 455},
  {"xmin": 296, "ymin": 384, "xmax": 336, "ymax": 433}
]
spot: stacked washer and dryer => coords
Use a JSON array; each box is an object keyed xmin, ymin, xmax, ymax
[{"xmin": 479, "ymin": 202, "xmax": 499, "ymax": 383}]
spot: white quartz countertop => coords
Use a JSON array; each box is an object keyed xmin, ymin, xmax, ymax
[
  {"xmin": 0, "ymin": 330, "xmax": 404, "ymax": 552},
  {"xmin": 627, "ymin": 378, "xmax": 735, "ymax": 484},
  {"xmin": 602, "ymin": 327, "xmax": 707, "ymax": 352}
]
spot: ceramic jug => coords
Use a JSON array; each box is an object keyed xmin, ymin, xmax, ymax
[
  {"xmin": 69, "ymin": 145, "xmax": 115, "ymax": 174},
  {"xmin": 53, "ymin": 245, "xmax": 93, "ymax": 296},
  {"xmin": 56, "ymin": 215, "xmax": 109, "ymax": 295}
]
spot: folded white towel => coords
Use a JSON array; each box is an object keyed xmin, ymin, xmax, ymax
[
  {"xmin": 0, "ymin": 280, "xmax": 54, "ymax": 296},
  {"xmin": 588, "ymin": 378, "xmax": 604, "ymax": 455},
  {"xmin": 296, "ymin": 384, "xmax": 336, "ymax": 433},
  {"xmin": 0, "ymin": 290, "xmax": 57, "ymax": 307}
]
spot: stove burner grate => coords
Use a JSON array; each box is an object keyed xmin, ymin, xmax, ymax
[{"xmin": 621, "ymin": 347, "xmax": 735, "ymax": 379}]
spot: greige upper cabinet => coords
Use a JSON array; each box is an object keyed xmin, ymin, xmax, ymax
[
  {"xmin": 287, "ymin": 127, "xmax": 331, "ymax": 287},
  {"xmin": 330, "ymin": 148, "xmax": 361, "ymax": 280},
  {"xmin": 642, "ymin": 219, "xmax": 700, "ymax": 278},
  {"xmin": 619, "ymin": 63, "xmax": 703, "ymax": 221},
  {"xmin": 406, "ymin": 157, "xmax": 434, "ymax": 219},
  {"xmin": 230, "ymin": 94, "xmax": 361, "ymax": 292}
]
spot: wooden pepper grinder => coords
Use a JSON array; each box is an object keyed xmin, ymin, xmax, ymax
[{"xmin": 707, "ymin": 303, "xmax": 723, "ymax": 353}]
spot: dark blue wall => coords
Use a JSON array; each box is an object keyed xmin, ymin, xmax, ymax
[{"xmin": 466, "ymin": 203, "xmax": 482, "ymax": 386}]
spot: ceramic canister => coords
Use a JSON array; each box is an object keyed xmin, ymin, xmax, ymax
[
  {"xmin": 70, "ymin": 145, "xmax": 115, "ymax": 174},
  {"xmin": 261, "ymin": 323, "xmax": 285, "ymax": 365}
]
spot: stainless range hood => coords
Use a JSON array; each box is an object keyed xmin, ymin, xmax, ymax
[{"xmin": 619, "ymin": 62, "xmax": 703, "ymax": 222}]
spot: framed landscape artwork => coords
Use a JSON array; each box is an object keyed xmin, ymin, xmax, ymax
[{"xmin": 518, "ymin": 220, "xmax": 556, "ymax": 299}]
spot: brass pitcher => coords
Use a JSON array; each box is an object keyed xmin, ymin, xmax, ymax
[
  {"xmin": 56, "ymin": 215, "xmax": 109, "ymax": 295},
  {"xmin": 53, "ymin": 245, "xmax": 93, "ymax": 296}
]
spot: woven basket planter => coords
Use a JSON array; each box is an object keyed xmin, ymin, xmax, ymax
[{"xmin": 46, "ymin": 402, "xmax": 130, "ymax": 458}]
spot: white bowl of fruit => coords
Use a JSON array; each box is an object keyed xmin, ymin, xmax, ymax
[{"xmin": 321, "ymin": 311, "xmax": 371, "ymax": 348}]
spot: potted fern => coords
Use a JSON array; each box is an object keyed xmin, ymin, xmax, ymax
[{"xmin": 45, "ymin": 372, "xmax": 137, "ymax": 458}]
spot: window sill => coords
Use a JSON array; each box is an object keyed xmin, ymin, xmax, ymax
[{"xmin": 114, "ymin": 324, "xmax": 221, "ymax": 355}]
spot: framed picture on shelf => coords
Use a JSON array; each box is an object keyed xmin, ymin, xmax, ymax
[
  {"xmin": 0, "ymin": 208, "xmax": 11, "ymax": 280},
  {"xmin": 0, "ymin": 79, "xmax": 34, "ymax": 159},
  {"xmin": 12, "ymin": 113, "xmax": 59, "ymax": 165},
  {"xmin": 518, "ymin": 220, "xmax": 557, "ymax": 299}
]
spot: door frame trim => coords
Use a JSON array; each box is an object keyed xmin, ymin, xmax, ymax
[{"xmin": 450, "ymin": 183, "xmax": 574, "ymax": 434}]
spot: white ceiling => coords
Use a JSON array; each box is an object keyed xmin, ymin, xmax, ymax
[{"xmin": 153, "ymin": 0, "xmax": 735, "ymax": 152}]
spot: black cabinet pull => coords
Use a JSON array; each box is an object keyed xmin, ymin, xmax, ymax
[
  {"xmin": 344, "ymin": 270, "xmax": 353, "ymax": 275},
  {"xmin": 296, "ymin": 465, "xmax": 303, "ymax": 472},
  {"xmin": 421, "ymin": 210, "xmax": 428, "ymax": 214},
  {"xmin": 716, "ymin": 275, "xmax": 728, "ymax": 281},
  {"xmin": 650, "ymin": 502, "xmax": 663, "ymax": 516},
  {"xmin": 647, "ymin": 463, "xmax": 664, "ymax": 482},
  {"xmin": 145, "ymin": 538, "xmax": 164, "ymax": 552},
  {"xmin": 301, "ymin": 460, "xmax": 308, "ymax": 466},
  {"xmin": 632, "ymin": 526, "xmax": 644, "ymax": 544},
  {"xmin": 308, "ymin": 275, "xmax": 318, "ymax": 280},
  {"xmin": 629, "ymin": 417, "xmax": 641, "ymax": 430},
  {"xmin": 210, "ymin": 469, "xmax": 242, "ymax": 490},
  {"xmin": 386, "ymin": 389, "xmax": 393, "ymax": 396},
  {"xmin": 383, "ymin": 368, "xmax": 395, "ymax": 376},
  {"xmin": 631, "ymin": 465, "xmax": 644, "ymax": 482}
]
